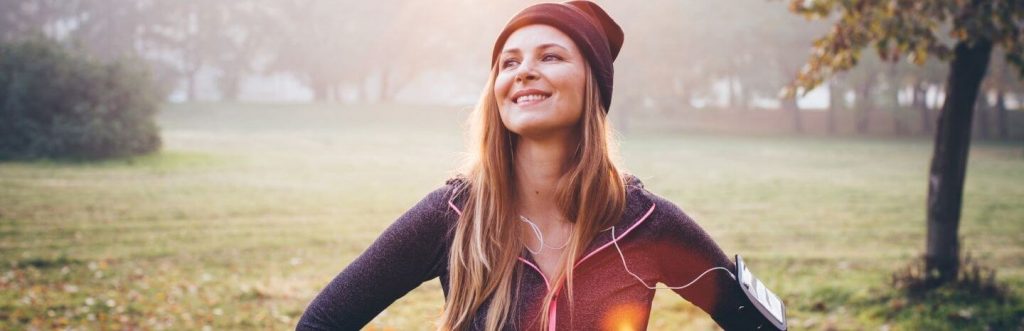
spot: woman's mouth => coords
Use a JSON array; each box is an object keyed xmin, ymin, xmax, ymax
[
  {"xmin": 515, "ymin": 94, "xmax": 549, "ymax": 105},
  {"xmin": 511, "ymin": 89, "xmax": 553, "ymax": 106}
]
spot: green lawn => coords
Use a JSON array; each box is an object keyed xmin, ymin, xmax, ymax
[{"xmin": 1, "ymin": 103, "xmax": 1022, "ymax": 330}]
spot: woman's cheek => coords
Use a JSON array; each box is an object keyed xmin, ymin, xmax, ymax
[{"xmin": 494, "ymin": 74, "xmax": 512, "ymax": 99}]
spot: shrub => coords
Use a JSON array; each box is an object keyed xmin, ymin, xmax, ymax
[
  {"xmin": 0, "ymin": 37, "xmax": 161, "ymax": 160},
  {"xmin": 892, "ymin": 251, "xmax": 1009, "ymax": 299}
]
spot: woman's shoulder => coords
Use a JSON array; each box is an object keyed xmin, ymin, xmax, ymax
[
  {"xmin": 623, "ymin": 176, "xmax": 729, "ymax": 264},
  {"xmin": 443, "ymin": 174, "xmax": 470, "ymax": 195},
  {"xmin": 623, "ymin": 174, "xmax": 676, "ymax": 212},
  {"xmin": 624, "ymin": 175, "xmax": 704, "ymax": 233},
  {"xmin": 442, "ymin": 174, "xmax": 470, "ymax": 202},
  {"xmin": 389, "ymin": 176, "xmax": 468, "ymax": 228},
  {"xmin": 428, "ymin": 174, "xmax": 469, "ymax": 216}
]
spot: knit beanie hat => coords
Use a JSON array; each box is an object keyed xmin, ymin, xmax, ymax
[{"xmin": 491, "ymin": 1, "xmax": 624, "ymax": 113}]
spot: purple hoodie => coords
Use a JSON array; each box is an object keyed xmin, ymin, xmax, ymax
[{"xmin": 297, "ymin": 176, "xmax": 768, "ymax": 330}]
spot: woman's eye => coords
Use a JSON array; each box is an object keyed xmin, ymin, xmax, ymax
[
  {"xmin": 542, "ymin": 54, "xmax": 562, "ymax": 61},
  {"xmin": 501, "ymin": 58, "xmax": 520, "ymax": 69}
]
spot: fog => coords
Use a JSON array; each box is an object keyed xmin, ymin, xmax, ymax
[
  {"xmin": 2, "ymin": 1, "xmax": 829, "ymax": 105},
  {"xmin": 5, "ymin": 0, "xmax": 1022, "ymax": 137}
]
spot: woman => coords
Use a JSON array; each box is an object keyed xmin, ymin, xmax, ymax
[{"xmin": 298, "ymin": 1, "xmax": 767, "ymax": 330}]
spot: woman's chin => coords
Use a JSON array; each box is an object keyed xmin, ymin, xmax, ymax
[
  {"xmin": 505, "ymin": 120, "xmax": 576, "ymax": 140},
  {"xmin": 507, "ymin": 101, "xmax": 553, "ymax": 114}
]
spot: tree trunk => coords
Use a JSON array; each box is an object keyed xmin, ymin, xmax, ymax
[
  {"xmin": 827, "ymin": 79, "xmax": 839, "ymax": 135},
  {"xmin": 782, "ymin": 95, "xmax": 801, "ymax": 133},
  {"xmin": 220, "ymin": 72, "xmax": 241, "ymax": 102},
  {"xmin": 996, "ymin": 89, "xmax": 1008, "ymax": 141},
  {"xmin": 379, "ymin": 68, "xmax": 392, "ymax": 103},
  {"xmin": 857, "ymin": 81, "xmax": 872, "ymax": 134},
  {"xmin": 975, "ymin": 95, "xmax": 990, "ymax": 140},
  {"xmin": 925, "ymin": 39, "xmax": 993, "ymax": 287},
  {"xmin": 738, "ymin": 80, "xmax": 750, "ymax": 111},
  {"xmin": 679, "ymin": 85, "xmax": 693, "ymax": 112},
  {"xmin": 725, "ymin": 75, "xmax": 736, "ymax": 110},
  {"xmin": 888, "ymin": 64, "xmax": 906, "ymax": 136},
  {"xmin": 311, "ymin": 79, "xmax": 328, "ymax": 102},
  {"xmin": 186, "ymin": 70, "xmax": 197, "ymax": 102},
  {"xmin": 915, "ymin": 81, "xmax": 933, "ymax": 135}
]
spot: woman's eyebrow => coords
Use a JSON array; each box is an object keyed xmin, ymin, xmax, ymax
[
  {"xmin": 501, "ymin": 43, "xmax": 570, "ymax": 55},
  {"xmin": 536, "ymin": 43, "xmax": 569, "ymax": 51}
]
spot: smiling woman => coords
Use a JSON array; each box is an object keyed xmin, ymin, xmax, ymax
[
  {"xmin": 495, "ymin": 27, "xmax": 586, "ymax": 139},
  {"xmin": 296, "ymin": 1, "xmax": 780, "ymax": 331}
]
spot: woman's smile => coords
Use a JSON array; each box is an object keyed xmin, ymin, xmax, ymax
[{"xmin": 511, "ymin": 88, "xmax": 553, "ymax": 107}]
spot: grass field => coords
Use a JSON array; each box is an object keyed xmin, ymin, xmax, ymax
[{"xmin": 1, "ymin": 103, "xmax": 1022, "ymax": 330}]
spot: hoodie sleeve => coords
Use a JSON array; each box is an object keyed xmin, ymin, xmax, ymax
[
  {"xmin": 646, "ymin": 193, "xmax": 780, "ymax": 331},
  {"xmin": 295, "ymin": 184, "xmax": 458, "ymax": 331}
]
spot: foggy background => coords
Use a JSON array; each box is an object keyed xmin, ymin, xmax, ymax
[{"xmin": 5, "ymin": 0, "xmax": 1021, "ymax": 138}]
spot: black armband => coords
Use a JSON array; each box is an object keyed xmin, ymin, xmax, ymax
[{"xmin": 730, "ymin": 255, "xmax": 787, "ymax": 330}]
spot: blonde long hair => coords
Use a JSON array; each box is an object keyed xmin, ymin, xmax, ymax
[{"xmin": 439, "ymin": 62, "xmax": 626, "ymax": 331}]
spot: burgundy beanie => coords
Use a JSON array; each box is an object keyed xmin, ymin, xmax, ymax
[{"xmin": 491, "ymin": 1, "xmax": 624, "ymax": 112}]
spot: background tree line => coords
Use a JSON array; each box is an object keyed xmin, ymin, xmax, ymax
[{"xmin": 1, "ymin": 0, "xmax": 1020, "ymax": 139}]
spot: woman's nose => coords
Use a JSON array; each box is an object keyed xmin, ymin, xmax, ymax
[{"xmin": 515, "ymin": 62, "xmax": 539, "ymax": 82}]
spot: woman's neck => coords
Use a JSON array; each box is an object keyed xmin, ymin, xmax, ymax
[{"xmin": 513, "ymin": 133, "xmax": 578, "ymax": 229}]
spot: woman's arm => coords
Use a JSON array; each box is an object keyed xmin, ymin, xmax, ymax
[
  {"xmin": 295, "ymin": 185, "xmax": 457, "ymax": 330},
  {"xmin": 646, "ymin": 193, "xmax": 773, "ymax": 330}
]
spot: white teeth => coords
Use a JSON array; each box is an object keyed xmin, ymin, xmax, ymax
[{"xmin": 515, "ymin": 94, "xmax": 549, "ymax": 104}]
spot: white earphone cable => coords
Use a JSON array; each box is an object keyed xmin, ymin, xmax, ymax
[
  {"xmin": 606, "ymin": 226, "xmax": 736, "ymax": 290},
  {"xmin": 519, "ymin": 215, "xmax": 572, "ymax": 254}
]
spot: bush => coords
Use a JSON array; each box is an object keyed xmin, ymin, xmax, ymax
[
  {"xmin": 0, "ymin": 37, "xmax": 161, "ymax": 160},
  {"xmin": 892, "ymin": 251, "xmax": 1009, "ymax": 299}
]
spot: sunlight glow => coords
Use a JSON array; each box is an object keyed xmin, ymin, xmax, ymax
[{"xmin": 602, "ymin": 303, "xmax": 644, "ymax": 331}]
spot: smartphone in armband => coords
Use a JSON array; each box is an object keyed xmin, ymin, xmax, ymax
[{"xmin": 736, "ymin": 255, "xmax": 787, "ymax": 330}]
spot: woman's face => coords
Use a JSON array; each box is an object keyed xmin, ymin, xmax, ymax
[{"xmin": 494, "ymin": 24, "xmax": 586, "ymax": 140}]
